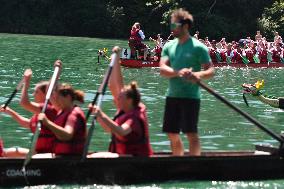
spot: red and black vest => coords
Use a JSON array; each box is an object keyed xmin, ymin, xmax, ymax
[
  {"xmin": 29, "ymin": 104, "xmax": 57, "ymax": 153},
  {"xmin": 109, "ymin": 103, "xmax": 153, "ymax": 156},
  {"xmin": 272, "ymin": 48, "xmax": 281, "ymax": 62},
  {"xmin": 259, "ymin": 49, "xmax": 268, "ymax": 63},
  {"xmin": 233, "ymin": 49, "xmax": 243, "ymax": 63},
  {"xmin": 245, "ymin": 48, "xmax": 255, "ymax": 63},
  {"xmin": 129, "ymin": 28, "xmax": 141, "ymax": 42},
  {"xmin": 53, "ymin": 106, "xmax": 86, "ymax": 155},
  {"xmin": 209, "ymin": 49, "xmax": 218, "ymax": 63}
]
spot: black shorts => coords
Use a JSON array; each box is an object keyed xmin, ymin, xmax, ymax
[{"xmin": 162, "ymin": 97, "xmax": 200, "ymax": 134}]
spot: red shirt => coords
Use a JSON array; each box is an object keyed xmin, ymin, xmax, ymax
[
  {"xmin": 272, "ymin": 48, "xmax": 282, "ymax": 62},
  {"xmin": 29, "ymin": 104, "xmax": 57, "ymax": 153},
  {"xmin": 53, "ymin": 106, "xmax": 86, "ymax": 155},
  {"xmin": 258, "ymin": 49, "xmax": 268, "ymax": 63},
  {"xmin": 110, "ymin": 103, "xmax": 153, "ymax": 156},
  {"xmin": 232, "ymin": 49, "xmax": 243, "ymax": 63},
  {"xmin": 209, "ymin": 49, "xmax": 218, "ymax": 63},
  {"xmin": 245, "ymin": 48, "xmax": 255, "ymax": 63},
  {"xmin": 129, "ymin": 28, "xmax": 141, "ymax": 42}
]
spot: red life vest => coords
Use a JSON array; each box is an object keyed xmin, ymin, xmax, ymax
[
  {"xmin": 154, "ymin": 46, "xmax": 162, "ymax": 56},
  {"xmin": 53, "ymin": 106, "xmax": 86, "ymax": 155},
  {"xmin": 220, "ymin": 51, "xmax": 226, "ymax": 62},
  {"xmin": 209, "ymin": 49, "xmax": 217, "ymax": 63},
  {"xmin": 29, "ymin": 104, "xmax": 57, "ymax": 153},
  {"xmin": 0, "ymin": 138, "xmax": 4, "ymax": 157},
  {"xmin": 245, "ymin": 49, "xmax": 255, "ymax": 63},
  {"xmin": 129, "ymin": 28, "xmax": 141, "ymax": 42},
  {"xmin": 259, "ymin": 49, "xmax": 268, "ymax": 63},
  {"xmin": 272, "ymin": 48, "xmax": 281, "ymax": 62},
  {"xmin": 233, "ymin": 49, "xmax": 243, "ymax": 63},
  {"xmin": 109, "ymin": 103, "xmax": 153, "ymax": 156},
  {"xmin": 226, "ymin": 50, "xmax": 232, "ymax": 57}
]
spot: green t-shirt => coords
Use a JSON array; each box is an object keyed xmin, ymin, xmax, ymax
[{"xmin": 161, "ymin": 37, "xmax": 211, "ymax": 99}]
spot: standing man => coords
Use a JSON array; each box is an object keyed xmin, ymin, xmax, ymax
[
  {"xmin": 128, "ymin": 22, "xmax": 148, "ymax": 60},
  {"xmin": 159, "ymin": 9, "xmax": 214, "ymax": 156}
]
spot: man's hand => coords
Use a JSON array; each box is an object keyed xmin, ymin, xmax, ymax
[{"xmin": 179, "ymin": 68, "xmax": 202, "ymax": 83}]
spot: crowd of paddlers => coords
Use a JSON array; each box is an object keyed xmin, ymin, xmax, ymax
[
  {"xmin": 129, "ymin": 25, "xmax": 283, "ymax": 64},
  {"xmin": 197, "ymin": 31, "xmax": 284, "ymax": 64}
]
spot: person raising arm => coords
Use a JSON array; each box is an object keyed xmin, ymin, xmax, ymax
[{"xmin": 90, "ymin": 46, "xmax": 153, "ymax": 157}]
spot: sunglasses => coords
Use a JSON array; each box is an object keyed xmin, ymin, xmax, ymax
[{"xmin": 170, "ymin": 22, "xmax": 182, "ymax": 30}]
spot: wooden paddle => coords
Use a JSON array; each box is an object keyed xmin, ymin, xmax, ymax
[
  {"xmin": 22, "ymin": 62, "xmax": 61, "ymax": 170},
  {"xmin": 197, "ymin": 81, "xmax": 284, "ymax": 144},
  {"xmin": 82, "ymin": 51, "xmax": 119, "ymax": 160},
  {"xmin": 2, "ymin": 78, "xmax": 24, "ymax": 109}
]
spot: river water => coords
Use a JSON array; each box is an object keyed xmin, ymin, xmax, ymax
[{"xmin": 1, "ymin": 33, "xmax": 284, "ymax": 188}]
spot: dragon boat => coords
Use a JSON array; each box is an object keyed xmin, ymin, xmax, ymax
[
  {"xmin": 120, "ymin": 58, "xmax": 284, "ymax": 68},
  {"xmin": 1, "ymin": 146, "xmax": 284, "ymax": 187}
]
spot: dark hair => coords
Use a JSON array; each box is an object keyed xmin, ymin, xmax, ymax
[
  {"xmin": 124, "ymin": 81, "xmax": 141, "ymax": 107},
  {"xmin": 35, "ymin": 81, "xmax": 49, "ymax": 93},
  {"xmin": 171, "ymin": 8, "xmax": 194, "ymax": 29},
  {"xmin": 57, "ymin": 83, "xmax": 84, "ymax": 103}
]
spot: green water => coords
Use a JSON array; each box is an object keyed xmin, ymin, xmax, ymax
[{"xmin": 1, "ymin": 33, "xmax": 284, "ymax": 188}]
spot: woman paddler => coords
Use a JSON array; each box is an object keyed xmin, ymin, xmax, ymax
[
  {"xmin": 89, "ymin": 46, "xmax": 153, "ymax": 157},
  {"xmin": 0, "ymin": 62, "xmax": 60, "ymax": 157},
  {"xmin": 37, "ymin": 83, "xmax": 87, "ymax": 156},
  {"xmin": 128, "ymin": 22, "xmax": 148, "ymax": 60}
]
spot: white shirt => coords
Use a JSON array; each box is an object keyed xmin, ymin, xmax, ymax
[{"xmin": 138, "ymin": 30, "xmax": 145, "ymax": 40}]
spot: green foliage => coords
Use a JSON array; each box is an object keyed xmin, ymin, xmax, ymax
[
  {"xmin": 0, "ymin": 0, "xmax": 279, "ymax": 41},
  {"xmin": 258, "ymin": 0, "xmax": 284, "ymax": 40}
]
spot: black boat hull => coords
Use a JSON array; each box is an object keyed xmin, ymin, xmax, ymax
[{"xmin": 1, "ymin": 152, "xmax": 284, "ymax": 187}]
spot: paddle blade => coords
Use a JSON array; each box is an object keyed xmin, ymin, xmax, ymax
[
  {"xmin": 2, "ymin": 78, "xmax": 24, "ymax": 109},
  {"xmin": 267, "ymin": 52, "xmax": 273, "ymax": 63},
  {"xmin": 253, "ymin": 55, "xmax": 260, "ymax": 63},
  {"xmin": 216, "ymin": 52, "xmax": 222, "ymax": 62},
  {"xmin": 242, "ymin": 56, "xmax": 249, "ymax": 64},
  {"xmin": 280, "ymin": 57, "xmax": 284, "ymax": 64},
  {"xmin": 226, "ymin": 56, "xmax": 232, "ymax": 64},
  {"xmin": 243, "ymin": 93, "xmax": 249, "ymax": 107}
]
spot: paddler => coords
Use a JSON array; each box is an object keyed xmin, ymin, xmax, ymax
[
  {"xmin": 242, "ymin": 80, "xmax": 284, "ymax": 109},
  {"xmin": 89, "ymin": 46, "xmax": 153, "ymax": 157},
  {"xmin": 128, "ymin": 22, "xmax": 148, "ymax": 60}
]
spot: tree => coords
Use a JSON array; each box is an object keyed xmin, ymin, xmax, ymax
[{"xmin": 258, "ymin": 0, "xmax": 284, "ymax": 40}]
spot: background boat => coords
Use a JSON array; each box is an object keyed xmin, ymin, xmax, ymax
[{"xmin": 120, "ymin": 58, "xmax": 284, "ymax": 68}]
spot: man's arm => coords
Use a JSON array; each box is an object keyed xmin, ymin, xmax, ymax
[{"xmin": 159, "ymin": 57, "xmax": 187, "ymax": 78}]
